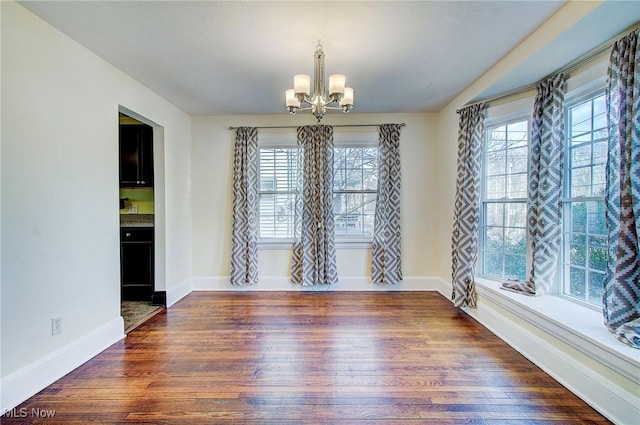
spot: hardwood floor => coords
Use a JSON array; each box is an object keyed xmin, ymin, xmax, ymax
[{"xmin": 3, "ymin": 292, "xmax": 610, "ymax": 424}]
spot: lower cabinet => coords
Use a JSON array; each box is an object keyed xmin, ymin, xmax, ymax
[{"xmin": 120, "ymin": 227, "xmax": 153, "ymax": 301}]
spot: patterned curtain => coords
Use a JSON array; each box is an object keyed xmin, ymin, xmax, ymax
[
  {"xmin": 291, "ymin": 125, "xmax": 338, "ymax": 286},
  {"xmin": 229, "ymin": 127, "xmax": 259, "ymax": 286},
  {"xmin": 502, "ymin": 74, "xmax": 566, "ymax": 296},
  {"xmin": 372, "ymin": 124, "xmax": 403, "ymax": 284},
  {"xmin": 603, "ymin": 29, "xmax": 640, "ymax": 348},
  {"xmin": 452, "ymin": 104, "xmax": 486, "ymax": 308}
]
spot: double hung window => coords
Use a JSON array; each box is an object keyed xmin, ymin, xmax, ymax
[
  {"xmin": 561, "ymin": 93, "xmax": 608, "ymax": 307},
  {"xmin": 257, "ymin": 134, "xmax": 378, "ymax": 242},
  {"xmin": 479, "ymin": 89, "xmax": 608, "ymax": 309},
  {"xmin": 258, "ymin": 147, "xmax": 298, "ymax": 239},
  {"xmin": 480, "ymin": 120, "xmax": 529, "ymax": 281},
  {"xmin": 333, "ymin": 146, "xmax": 378, "ymax": 239}
]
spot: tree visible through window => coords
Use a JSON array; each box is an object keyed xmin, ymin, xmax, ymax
[
  {"xmin": 562, "ymin": 93, "xmax": 608, "ymax": 306},
  {"xmin": 258, "ymin": 145, "xmax": 377, "ymax": 240},
  {"xmin": 481, "ymin": 120, "xmax": 529, "ymax": 281},
  {"xmin": 333, "ymin": 147, "xmax": 377, "ymax": 238}
]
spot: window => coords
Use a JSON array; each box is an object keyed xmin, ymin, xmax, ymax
[
  {"xmin": 333, "ymin": 147, "xmax": 377, "ymax": 238},
  {"xmin": 258, "ymin": 147, "xmax": 298, "ymax": 239},
  {"xmin": 562, "ymin": 93, "xmax": 608, "ymax": 307},
  {"xmin": 481, "ymin": 120, "xmax": 529, "ymax": 281},
  {"xmin": 258, "ymin": 137, "xmax": 378, "ymax": 241}
]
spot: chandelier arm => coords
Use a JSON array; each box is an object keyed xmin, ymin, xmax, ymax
[{"xmin": 285, "ymin": 43, "xmax": 353, "ymax": 119}]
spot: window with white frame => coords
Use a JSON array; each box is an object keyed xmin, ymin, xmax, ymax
[
  {"xmin": 258, "ymin": 133, "xmax": 378, "ymax": 241},
  {"xmin": 561, "ymin": 92, "xmax": 608, "ymax": 307},
  {"xmin": 481, "ymin": 119, "xmax": 529, "ymax": 281},
  {"xmin": 258, "ymin": 147, "xmax": 298, "ymax": 239},
  {"xmin": 333, "ymin": 146, "xmax": 378, "ymax": 238}
]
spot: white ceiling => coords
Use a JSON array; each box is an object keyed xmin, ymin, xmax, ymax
[{"xmin": 17, "ymin": 1, "xmax": 640, "ymax": 115}]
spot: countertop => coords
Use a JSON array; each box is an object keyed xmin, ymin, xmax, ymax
[{"xmin": 120, "ymin": 214, "xmax": 154, "ymax": 227}]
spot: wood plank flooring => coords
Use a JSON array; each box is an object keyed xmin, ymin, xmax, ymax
[{"xmin": 3, "ymin": 292, "xmax": 610, "ymax": 424}]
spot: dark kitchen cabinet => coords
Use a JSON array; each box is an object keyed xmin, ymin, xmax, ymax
[
  {"xmin": 119, "ymin": 124, "xmax": 153, "ymax": 187},
  {"xmin": 120, "ymin": 227, "xmax": 154, "ymax": 301}
]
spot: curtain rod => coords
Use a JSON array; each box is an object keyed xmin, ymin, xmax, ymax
[
  {"xmin": 228, "ymin": 123, "xmax": 405, "ymax": 130},
  {"xmin": 456, "ymin": 21, "xmax": 640, "ymax": 114}
]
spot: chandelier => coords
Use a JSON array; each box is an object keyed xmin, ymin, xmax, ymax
[{"xmin": 285, "ymin": 43, "xmax": 354, "ymax": 122}]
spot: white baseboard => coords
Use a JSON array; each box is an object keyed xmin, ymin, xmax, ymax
[
  {"xmin": 0, "ymin": 316, "xmax": 125, "ymax": 413},
  {"xmin": 166, "ymin": 277, "xmax": 193, "ymax": 307},
  {"xmin": 191, "ymin": 275, "xmax": 450, "ymax": 292},
  {"xmin": 461, "ymin": 287, "xmax": 639, "ymax": 425}
]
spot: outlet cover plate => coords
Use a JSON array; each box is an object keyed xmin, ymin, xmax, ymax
[{"xmin": 52, "ymin": 316, "xmax": 62, "ymax": 335}]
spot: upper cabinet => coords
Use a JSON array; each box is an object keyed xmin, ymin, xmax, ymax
[{"xmin": 120, "ymin": 124, "xmax": 154, "ymax": 187}]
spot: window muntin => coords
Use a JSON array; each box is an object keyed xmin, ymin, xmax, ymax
[
  {"xmin": 481, "ymin": 120, "xmax": 529, "ymax": 281},
  {"xmin": 333, "ymin": 147, "xmax": 377, "ymax": 238},
  {"xmin": 258, "ymin": 148, "xmax": 298, "ymax": 239},
  {"xmin": 258, "ymin": 144, "xmax": 378, "ymax": 241},
  {"xmin": 562, "ymin": 93, "xmax": 608, "ymax": 307}
]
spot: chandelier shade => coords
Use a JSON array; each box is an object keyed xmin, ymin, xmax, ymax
[{"xmin": 285, "ymin": 43, "xmax": 354, "ymax": 122}]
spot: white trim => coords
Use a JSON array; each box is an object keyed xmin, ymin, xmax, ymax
[
  {"xmin": 166, "ymin": 278, "xmax": 193, "ymax": 307},
  {"xmin": 191, "ymin": 275, "xmax": 448, "ymax": 292},
  {"xmin": 0, "ymin": 317, "xmax": 125, "ymax": 413},
  {"xmin": 474, "ymin": 278, "xmax": 639, "ymax": 381},
  {"xmin": 453, "ymin": 278, "xmax": 640, "ymax": 425}
]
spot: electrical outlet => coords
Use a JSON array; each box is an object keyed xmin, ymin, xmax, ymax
[
  {"xmin": 129, "ymin": 204, "xmax": 138, "ymax": 213},
  {"xmin": 52, "ymin": 316, "xmax": 63, "ymax": 335}
]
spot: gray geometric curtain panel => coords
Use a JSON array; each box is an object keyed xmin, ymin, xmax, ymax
[
  {"xmin": 291, "ymin": 125, "xmax": 339, "ymax": 286},
  {"xmin": 372, "ymin": 124, "xmax": 403, "ymax": 284},
  {"xmin": 503, "ymin": 73, "xmax": 566, "ymax": 296},
  {"xmin": 229, "ymin": 127, "xmax": 259, "ymax": 286},
  {"xmin": 452, "ymin": 104, "xmax": 486, "ymax": 308},
  {"xmin": 603, "ymin": 29, "xmax": 640, "ymax": 349}
]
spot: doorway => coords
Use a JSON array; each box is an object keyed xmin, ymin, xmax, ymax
[{"xmin": 118, "ymin": 109, "xmax": 166, "ymax": 332}]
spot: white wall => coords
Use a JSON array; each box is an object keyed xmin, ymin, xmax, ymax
[
  {"xmin": 191, "ymin": 112, "xmax": 440, "ymax": 286},
  {"xmin": 0, "ymin": 0, "xmax": 191, "ymax": 400},
  {"xmin": 433, "ymin": 0, "xmax": 603, "ymax": 279},
  {"xmin": 432, "ymin": 2, "xmax": 639, "ymax": 423}
]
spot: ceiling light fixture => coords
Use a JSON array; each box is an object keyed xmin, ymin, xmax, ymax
[{"xmin": 285, "ymin": 43, "xmax": 354, "ymax": 122}]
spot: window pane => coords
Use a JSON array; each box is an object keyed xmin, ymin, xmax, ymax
[
  {"xmin": 363, "ymin": 193, "xmax": 376, "ymax": 214},
  {"xmin": 505, "ymin": 228, "xmax": 526, "ymax": 255},
  {"xmin": 507, "ymin": 173, "xmax": 527, "ymax": 198},
  {"xmin": 571, "ymin": 102, "xmax": 592, "ymax": 135},
  {"xmin": 486, "ymin": 175, "xmax": 505, "ymax": 199},
  {"xmin": 486, "ymin": 150, "xmax": 506, "ymax": 176},
  {"xmin": 563, "ymin": 94, "xmax": 608, "ymax": 307},
  {"xmin": 484, "ymin": 251, "xmax": 504, "ymax": 277},
  {"xmin": 571, "ymin": 202, "xmax": 587, "ymax": 233},
  {"xmin": 571, "ymin": 167, "xmax": 591, "ymax": 197},
  {"xmin": 504, "ymin": 254, "xmax": 526, "ymax": 280},
  {"xmin": 572, "ymin": 144, "xmax": 591, "ymax": 168},
  {"xmin": 486, "ymin": 226, "xmax": 504, "ymax": 251},
  {"xmin": 592, "ymin": 164, "xmax": 606, "ymax": 196},
  {"xmin": 259, "ymin": 148, "xmax": 298, "ymax": 239},
  {"xmin": 486, "ymin": 203, "xmax": 504, "ymax": 227},
  {"xmin": 506, "ymin": 202, "xmax": 526, "ymax": 228},
  {"xmin": 333, "ymin": 146, "xmax": 378, "ymax": 238},
  {"xmin": 589, "ymin": 272, "xmax": 605, "ymax": 305},
  {"xmin": 588, "ymin": 247, "xmax": 607, "ymax": 271},
  {"xmin": 506, "ymin": 146, "xmax": 527, "ymax": 173},
  {"xmin": 482, "ymin": 119, "xmax": 528, "ymax": 281},
  {"xmin": 569, "ymin": 267, "xmax": 586, "ymax": 298},
  {"xmin": 259, "ymin": 193, "xmax": 295, "ymax": 238},
  {"xmin": 489, "ymin": 126, "xmax": 506, "ymax": 151},
  {"xmin": 570, "ymin": 244, "xmax": 586, "ymax": 266}
]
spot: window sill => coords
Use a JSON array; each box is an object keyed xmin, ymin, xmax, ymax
[{"xmin": 474, "ymin": 277, "xmax": 639, "ymax": 384}]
